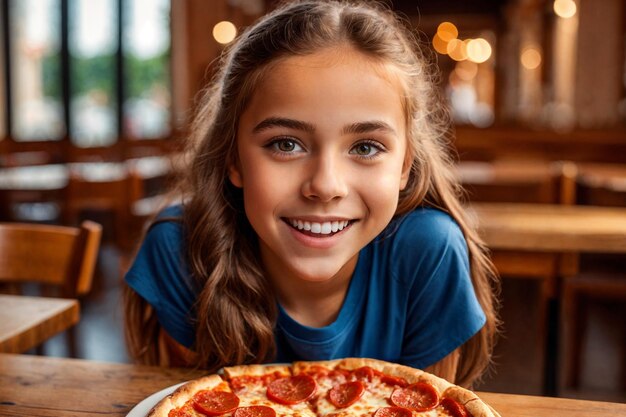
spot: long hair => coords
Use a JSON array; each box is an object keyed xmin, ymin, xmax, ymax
[{"xmin": 125, "ymin": 0, "xmax": 499, "ymax": 387}]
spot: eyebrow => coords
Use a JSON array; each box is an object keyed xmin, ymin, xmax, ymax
[
  {"xmin": 341, "ymin": 121, "xmax": 397, "ymax": 136},
  {"xmin": 252, "ymin": 117, "xmax": 397, "ymax": 136},
  {"xmin": 252, "ymin": 117, "xmax": 315, "ymax": 134}
]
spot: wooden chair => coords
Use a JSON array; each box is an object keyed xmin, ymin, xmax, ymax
[
  {"xmin": 563, "ymin": 163, "xmax": 626, "ymax": 390},
  {"xmin": 63, "ymin": 163, "xmax": 142, "ymax": 250},
  {"xmin": 0, "ymin": 220, "xmax": 102, "ymax": 355},
  {"xmin": 0, "ymin": 164, "xmax": 69, "ymax": 223}
]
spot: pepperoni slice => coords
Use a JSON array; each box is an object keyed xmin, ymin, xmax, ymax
[
  {"xmin": 234, "ymin": 405, "xmax": 277, "ymax": 417},
  {"xmin": 440, "ymin": 398, "xmax": 469, "ymax": 417},
  {"xmin": 266, "ymin": 375, "xmax": 317, "ymax": 405},
  {"xmin": 169, "ymin": 405, "xmax": 196, "ymax": 417},
  {"xmin": 192, "ymin": 390, "xmax": 240, "ymax": 416},
  {"xmin": 328, "ymin": 380, "xmax": 365, "ymax": 408},
  {"xmin": 373, "ymin": 406, "xmax": 413, "ymax": 417},
  {"xmin": 390, "ymin": 382, "xmax": 439, "ymax": 412},
  {"xmin": 380, "ymin": 375, "xmax": 408, "ymax": 387},
  {"xmin": 353, "ymin": 366, "xmax": 377, "ymax": 382}
]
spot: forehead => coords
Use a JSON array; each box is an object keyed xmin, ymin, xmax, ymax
[
  {"xmin": 261, "ymin": 45, "xmax": 405, "ymax": 96},
  {"xmin": 241, "ymin": 46, "xmax": 407, "ymax": 129}
]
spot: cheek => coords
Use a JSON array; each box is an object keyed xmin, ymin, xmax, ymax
[
  {"xmin": 358, "ymin": 170, "xmax": 404, "ymax": 212},
  {"xmin": 240, "ymin": 171, "xmax": 293, "ymax": 222}
]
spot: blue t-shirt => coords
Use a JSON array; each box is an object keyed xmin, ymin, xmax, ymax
[{"xmin": 125, "ymin": 205, "xmax": 485, "ymax": 369}]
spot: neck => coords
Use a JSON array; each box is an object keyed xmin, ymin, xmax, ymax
[{"xmin": 266, "ymin": 255, "xmax": 358, "ymax": 328}]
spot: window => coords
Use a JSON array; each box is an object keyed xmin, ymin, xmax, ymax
[
  {"xmin": 0, "ymin": 2, "xmax": 6, "ymax": 139},
  {"xmin": 69, "ymin": 0, "xmax": 118, "ymax": 146},
  {"xmin": 1, "ymin": 0, "xmax": 171, "ymax": 148},
  {"xmin": 10, "ymin": 0, "xmax": 63, "ymax": 141},
  {"xmin": 123, "ymin": 0, "xmax": 171, "ymax": 140}
]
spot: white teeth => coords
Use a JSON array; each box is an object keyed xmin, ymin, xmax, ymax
[{"xmin": 289, "ymin": 219, "xmax": 350, "ymax": 235}]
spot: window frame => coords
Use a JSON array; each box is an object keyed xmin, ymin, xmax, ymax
[{"xmin": 0, "ymin": 0, "xmax": 174, "ymax": 163}]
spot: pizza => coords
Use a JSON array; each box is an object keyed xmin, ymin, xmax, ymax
[{"xmin": 148, "ymin": 358, "xmax": 500, "ymax": 417}]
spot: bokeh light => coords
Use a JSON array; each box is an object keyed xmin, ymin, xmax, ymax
[
  {"xmin": 437, "ymin": 22, "xmax": 458, "ymax": 42},
  {"xmin": 521, "ymin": 47, "xmax": 542, "ymax": 69},
  {"xmin": 432, "ymin": 33, "xmax": 449, "ymax": 55},
  {"xmin": 455, "ymin": 60, "xmax": 479, "ymax": 81},
  {"xmin": 213, "ymin": 21, "xmax": 237, "ymax": 44},
  {"xmin": 447, "ymin": 39, "xmax": 468, "ymax": 61},
  {"xmin": 554, "ymin": 0, "xmax": 577, "ymax": 19},
  {"xmin": 467, "ymin": 38, "xmax": 492, "ymax": 63}
]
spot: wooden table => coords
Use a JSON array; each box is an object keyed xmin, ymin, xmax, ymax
[
  {"xmin": 470, "ymin": 203, "xmax": 626, "ymax": 253},
  {"xmin": 470, "ymin": 202, "xmax": 626, "ymax": 397},
  {"xmin": 0, "ymin": 295, "xmax": 79, "ymax": 353},
  {"xmin": 0, "ymin": 353, "xmax": 625, "ymax": 417}
]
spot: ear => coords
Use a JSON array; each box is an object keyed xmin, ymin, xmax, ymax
[
  {"xmin": 399, "ymin": 150, "xmax": 412, "ymax": 190},
  {"xmin": 228, "ymin": 162, "xmax": 244, "ymax": 188}
]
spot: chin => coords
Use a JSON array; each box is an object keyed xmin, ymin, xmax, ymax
[{"xmin": 289, "ymin": 263, "xmax": 345, "ymax": 283}]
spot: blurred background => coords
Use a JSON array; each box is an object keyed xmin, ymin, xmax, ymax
[{"xmin": 0, "ymin": 0, "xmax": 625, "ymax": 404}]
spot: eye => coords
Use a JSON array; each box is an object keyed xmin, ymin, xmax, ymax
[
  {"xmin": 266, "ymin": 138, "xmax": 304, "ymax": 154},
  {"xmin": 350, "ymin": 141, "xmax": 385, "ymax": 158},
  {"xmin": 277, "ymin": 139, "xmax": 297, "ymax": 152}
]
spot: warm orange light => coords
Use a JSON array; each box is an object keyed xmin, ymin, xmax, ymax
[
  {"xmin": 437, "ymin": 22, "xmax": 458, "ymax": 42},
  {"xmin": 213, "ymin": 21, "xmax": 237, "ymax": 44},
  {"xmin": 466, "ymin": 38, "xmax": 492, "ymax": 63},
  {"xmin": 432, "ymin": 33, "xmax": 449, "ymax": 55},
  {"xmin": 554, "ymin": 0, "xmax": 577, "ymax": 19},
  {"xmin": 447, "ymin": 39, "xmax": 468, "ymax": 61},
  {"xmin": 455, "ymin": 60, "xmax": 478, "ymax": 81},
  {"xmin": 521, "ymin": 47, "xmax": 542, "ymax": 69}
]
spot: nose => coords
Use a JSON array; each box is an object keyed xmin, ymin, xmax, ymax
[{"xmin": 301, "ymin": 154, "xmax": 349, "ymax": 202}]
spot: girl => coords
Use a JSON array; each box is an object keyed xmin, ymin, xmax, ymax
[{"xmin": 124, "ymin": 0, "xmax": 499, "ymax": 388}]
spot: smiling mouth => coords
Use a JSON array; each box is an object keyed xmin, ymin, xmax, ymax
[{"xmin": 284, "ymin": 218, "xmax": 355, "ymax": 237}]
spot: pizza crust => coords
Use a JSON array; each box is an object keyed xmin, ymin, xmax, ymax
[
  {"xmin": 292, "ymin": 359, "xmax": 345, "ymax": 374},
  {"xmin": 463, "ymin": 398, "xmax": 499, "ymax": 417},
  {"xmin": 415, "ymin": 371, "xmax": 454, "ymax": 395},
  {"xmin": 223, "ymin": 363, "xmax": 291, "ymax": 379},
  {"xmin": 148, "ymin": 374, "xmax": 225, "ymax": 417}
]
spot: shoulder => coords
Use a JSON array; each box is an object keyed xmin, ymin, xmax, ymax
[
  {"xmin": 368, "ymin": 208, "xmax": 469, "ymax": 287},
  {"xmin": 126, "ymin": 204, "xmax": 188, "ymax": 286},
  {"xmin": 383, "ymin": 207, "xmax": 467, "ymax": 254},
  {"xmin": 143, "ymin": 205, "xmax": 185, "ymax": 247}
]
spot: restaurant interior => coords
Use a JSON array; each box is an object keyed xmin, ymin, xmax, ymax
[{"xmin": 1, "ymin": 0, "xmax": 626, "ymax": 411}]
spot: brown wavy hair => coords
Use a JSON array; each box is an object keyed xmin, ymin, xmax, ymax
[{"xmin": 124, "ymin": 0, "xmax": 499, "ymax": 387}]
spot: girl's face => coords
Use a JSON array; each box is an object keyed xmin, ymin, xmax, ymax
[{"xmin": 230, "ymin": 46, "xmax": 410, "ymax": 285}]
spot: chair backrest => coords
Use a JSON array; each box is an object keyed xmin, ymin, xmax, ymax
[
  {"xmin": 64, "ymin": 163, "xmax": 141, "ymax": 215},
  {"xmin": 0, "ymin": 164, "xmax": 69, "ymax": 223},
  {"xmin": 576, "ymin": 163, "xmax": 626, "ymax": 207},
  {"xmin": 0, "ymin": 221, "xmax": 102, "ymax": 297},
  {"xmin": 457, "ymin": 160, "xmax": 577, "ymax": 205}
]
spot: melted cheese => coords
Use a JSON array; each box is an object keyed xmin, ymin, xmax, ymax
[
  {"xmin": 232, "ymin": 377, "xmax": 317, "ymax": 417},
  {"xmin": 311, "ymin": 372, "xmax": 456, "ymax": 417}
]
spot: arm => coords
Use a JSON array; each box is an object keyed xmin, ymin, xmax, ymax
[
  {"xmin": 424, "ymin": 348, "xmax": 460, "ymax": 383},
  {"xmin": 159, "ymin": 329, "xmax": 198, "ymax": 368}
]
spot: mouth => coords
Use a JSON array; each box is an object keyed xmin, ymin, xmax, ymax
[{"xmin": 283, "ymin": 218, "xmax": 355, "ymax": 237}]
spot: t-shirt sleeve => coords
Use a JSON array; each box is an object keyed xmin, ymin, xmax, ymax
[
  {"xmin": 124, "ymin": 217, "xmax": 196, "ymax": 348},
  {"xmin": 394, "ymin": 210, "xmax": 486, "ymax": 369}
]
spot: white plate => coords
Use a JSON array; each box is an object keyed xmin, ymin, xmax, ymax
[{"xmin": 126, "ymin": 382, "xmax": 186, "ymax": 417}]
